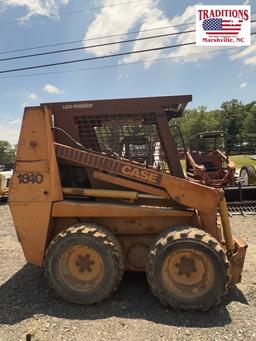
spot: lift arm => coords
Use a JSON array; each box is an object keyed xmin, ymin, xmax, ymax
[{"xmin": 55, "ymin": 143, "xmax": 222, "ymax": 213}]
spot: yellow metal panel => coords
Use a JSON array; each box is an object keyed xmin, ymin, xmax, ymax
[
  {"xmin": 95, "ymin": 216, "xmax": 194, "ymax": 235},
  {"xmin": 8, "ymin": 107, "xmax": 63, "ymax": 266},
  {"xmin": 229, "ymin": 237, "xmax": 247, "ymax": 283},
  {"xmin": 55, "ymin": 142, "xmax": 221, "ymax": 213},
  {"xmin": 52, "ymin": 201, "xmax": 194, "ymax": 218},
  {"xmin": 160, "ymin": 175, "xmax": 221, "ymax": 213},
  {"xmin": 63, "ymin": 187, "xmax": 138, "ymax": 199},
  {"xmin": 9, "ymin": 202, "xmax": 52, "ymax": 266},
  {"xmin": 14, "ymin": 108, "xmax": 48, "ymax": 161},
  {"xmin": 9, "ymin": 107, "xmax": 63, "ymax": 203},
  {"xmin": 93, "ymin": 170, "xmax": 170, "ymax": 198},
  {"xmin": 10, "ymin": 172, "xmax": 55, "ymax": 202},
  {"xmin": 219, "ymin": 198, "xmax": 235, "ymax": 251},
  {"xmin": 15, "ymin": 160, "xmax": 49, "ymax": 173}
]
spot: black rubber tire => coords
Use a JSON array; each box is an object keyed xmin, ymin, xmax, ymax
[
  {"xmin": 44, "ymin": 223, "xmax": 124, "ymax": 304},
  {"xmin": 146, "ymin": 226, "xmax": 230, "ymax": 311},
  {"xmin": 239, "ymin": 165, "xmax": 256, "ymax": 186}
]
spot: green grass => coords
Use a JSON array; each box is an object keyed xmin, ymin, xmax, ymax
[
  {"xmin": 180, "ymin": 159, "xmax": 186, "ymax": 170},
  {"xmin": 229, "ymin": 155, "xmax": 256, "ymax": 169}
]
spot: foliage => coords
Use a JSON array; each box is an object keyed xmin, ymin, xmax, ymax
[
  {"xmin": 219, "ymin": 99, "xmax": 246, "ymax": 135},
  {"xmin": 0, "ymin": 141, "xmax": 16, "ymax": 165},
  {"xmin": 243, "ymin": 103, "xmax": 256, "ymax": 135},
  {"xmin": 173, "ymin": 100, "xmax": 256, "ymax": 147}
]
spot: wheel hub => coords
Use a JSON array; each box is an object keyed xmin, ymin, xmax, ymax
[
  {"xmin": 162, "ymin": 248, "xmax": 215, "ymax": 299},
  {"xmin": 175, "ymin": 256, "xmax": 197, "ymax": 278},
  {"xmin": 59, "ymin": 245, "xmax": 104, "ymax": 291},
  {"xmin": 75, "ymin": 254, "xmax": 95, "ymax": 273},
  {"xmin": 240, "ymin": 169, "xmax": 249, "ymax": 186}
]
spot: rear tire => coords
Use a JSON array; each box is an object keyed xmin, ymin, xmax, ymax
[
  {"xmin": 44, "ymin": 223, "xmax": 124, "ymax": 304},
  {"xmin": 239, "ymin": 165, "xmax": 256, "ymax": 186},
  {"xmin": 146, "ymin": 226, "xmax": 230, "ymax": 311}
]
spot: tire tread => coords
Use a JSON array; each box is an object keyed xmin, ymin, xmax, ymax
[
  {"xmin": 44, "ymin": 223, "xmax": 124, "ymax": 304},
  {"xmin": 147, "ymin": 226, "xmax": 231, "ymax": 311}
]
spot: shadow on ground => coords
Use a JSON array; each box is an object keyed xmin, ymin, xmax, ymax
[{"xmin": 0, "ymin": 264, "xmax": 248, "ymax": 327}]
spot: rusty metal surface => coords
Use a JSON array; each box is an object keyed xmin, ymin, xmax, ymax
[
  {"xmin": 186, "ymin": 151, "xmax": 236, "ymax": 187},
  {"xmin": 219, "ymin": 198, "xmax": 235, "ymax": 252},
  {"xmin": 55, "ymin": 143, "xmax": 164, "ymax": 186},
  {"xmin": 54, "ymin": 141, "xmax": 224, "ymax": 240},
  {"xmin": 51, "ymin": 201, "xmax": 194, "ymax": 219},
  {"xmin": 229, "ymin": 237, "xmax": 248, "ymax": 283},
  {"xmin": 9, "ymin": 107, "xmax": 63, "ymax": 203},
  {"xmin": 8, "ymin": 99, "xmax": 248, "ymax": 290},
  {"xmin": 45, "ymin": 95, "xmax": 192, "ymax": 176},
  {"xmin": 8, "ymin": 107, "xmax": 63, "ymax": 266},
  {"xmin": 62, "ymin": 187, "xmax": 139, "ymax": 200},
  {"xmin": 156, "ymin": 113, "xmax": 184, "ymax": 177},
  {"xmin": 42, "ymin": 95, "xmax": 192, "ymax": 116},
  {"xmin": 186, "ymin": 131, "xmax": 235, "ymax": 187},
  {"xmin": 59, "ymin": 244, "xmax": 104, "ymax": 291},
  {"xmin": 9, "ymin": 201, "xmax": 53, "ymax": 266},
  {"xmin": 55, "ymin": 143, "xmax": 222, "ymax": 214},
  {"xmin": 93, "ymin": 170, "xmax": 170, "ymax": 198},
  {"xmin": 161, "ymin": 248, "xmax": 215, "ymax": 299},
  {"xmin": 117, "ymin": 235, "xmax": 153, "ymax": 271},
  {"xmin": 52, "ymin": 215, "xmax": 196, "ymax": 240}
]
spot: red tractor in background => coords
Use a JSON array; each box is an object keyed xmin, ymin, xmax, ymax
[{"xmin": 185, "ymin": 131, "xmax": 236, "ymax": 187}]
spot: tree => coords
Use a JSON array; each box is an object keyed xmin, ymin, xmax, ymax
[
  {"xmin": 220, "ymin": 99, "xmax": 248, "ymax": 136},
  {"xmin": 243, "ymin": 103, "xmax": 256, "ymax": 135},
  {"xmin": 173, "ymin": 106, "xmax": 220, "ymax": 146},
  {"xmin": 0, "ymin": 141, "xmax": 16, "ymax": 165},
  {"xmin": 171, "ymin": 100, "xmax": 255, "ymax": 150}
]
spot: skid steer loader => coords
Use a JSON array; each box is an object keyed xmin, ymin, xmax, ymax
[{"xmin": 8, "ymin": 95, "xmax": 247, "ymax": 310}]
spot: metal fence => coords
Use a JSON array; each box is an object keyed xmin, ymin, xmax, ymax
[
  {"xmin": 174, "ymin": 134, "xmax": 256, "ymax": 156},
  {"xmin": 226, "ymin": 136, "xmax": 256, "ymax": 155}
]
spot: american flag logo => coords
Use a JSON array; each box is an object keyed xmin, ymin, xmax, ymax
[{"xmin": 202, "ymin": 18, "xmax": 243, "ymax": 35}]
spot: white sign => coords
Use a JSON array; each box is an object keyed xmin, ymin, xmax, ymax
[{"xmin": 196, "ymin": 5, "xmax": 251, "ymax": 46}]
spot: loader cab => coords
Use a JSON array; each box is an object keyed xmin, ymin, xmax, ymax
[{"xmin": 47, "ymin": 96, "xmax": 191, "ymax": 189}]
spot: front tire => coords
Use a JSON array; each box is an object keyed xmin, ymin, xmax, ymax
[
  {"xmin": 146, "ymin": 226, "xmax": 230, "ymax": 311},
  {"xmin": 44, "ymin": 223, "xmax": 124, "ymax": 304}
]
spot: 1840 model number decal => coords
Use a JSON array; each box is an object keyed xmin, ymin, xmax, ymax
[{"xmin": 17, "ymin": 173, "xmax": 44, "ymax": 184}]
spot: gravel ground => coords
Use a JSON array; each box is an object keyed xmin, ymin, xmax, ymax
[{"xmin": 0, "ymin": 204, "xmax": 255, "ymax": 341}]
